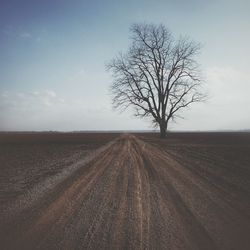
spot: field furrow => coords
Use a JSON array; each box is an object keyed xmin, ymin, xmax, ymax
[{"xmin": 0, "ymin": 132, "xmax": 250, "ymax": 249}]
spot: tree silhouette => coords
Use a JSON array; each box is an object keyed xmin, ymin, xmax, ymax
[{"xmin": 108, "ymin": 23, "xmax": 206, "ymax": 138}]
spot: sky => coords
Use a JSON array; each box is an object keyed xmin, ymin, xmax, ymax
[{"xmin": 0, "ymin": 0, "xmax": 249, "ymax": 131}]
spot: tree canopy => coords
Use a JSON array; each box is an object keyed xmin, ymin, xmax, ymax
[{"xmin": 108, "ymin": 23, "xmax": 206, "ymax": 137}]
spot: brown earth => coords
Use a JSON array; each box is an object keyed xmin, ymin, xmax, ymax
[{"xmin": 0, "ymin": 132, "xmax": 250, "ymax": 249}]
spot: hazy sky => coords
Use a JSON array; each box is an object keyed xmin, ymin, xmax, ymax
[{"xmin": 0, "ymin": 0, "xmax": 249, "ymax": 131}]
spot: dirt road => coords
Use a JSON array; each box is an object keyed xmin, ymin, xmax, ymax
[{"xmin": 1, "ymin": 134, "xmax": 250, "ymax": 249}]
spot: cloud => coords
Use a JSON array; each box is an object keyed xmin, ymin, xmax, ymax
[
  {"xmin": 20, "ymin": 32, "xmax": 32, "ymax": 39},
  {"xmin": 170, "ymin": 66, "xmax": 250, "ymax": 130},
  {"xmin": 206, "ymin": 67, "xmax": 250, "ymax": 108},
  {"xmin": 2, "ymin": 26, "xmax": 42, "ymax": 42},
  {"xmin": 0, "ymin": 89, "xmax": 148, "ymax": 131},
  {"xmin": 1, "ymin": 67, "xmax": 249, "ymax": 131},
  {"xmin": 66, "ymin": 68, "xmax": 87, "ymax": 85}
]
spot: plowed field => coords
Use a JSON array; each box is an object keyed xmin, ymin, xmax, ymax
[{"xmin": 0, "ymin": 132, "xmax": 250, "ymax": 249}]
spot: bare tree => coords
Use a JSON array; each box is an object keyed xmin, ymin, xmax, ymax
[{"xmin": 107, "ymin": 23, "xmax": 206, "ymax": 138}]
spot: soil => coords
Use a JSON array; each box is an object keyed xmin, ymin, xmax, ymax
[{"xmin": 0, "ymin": 132, "xmax": 249, "ymax": 249}]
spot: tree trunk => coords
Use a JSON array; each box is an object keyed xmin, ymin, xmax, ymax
[{"xmin": 159, "ymin": 122, "xmax": 167, "ymax": 138}]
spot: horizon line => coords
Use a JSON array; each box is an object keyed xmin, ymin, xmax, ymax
[{"xmin": 0, "ymin": 129, "xmax": 250, "ymax": 133}]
